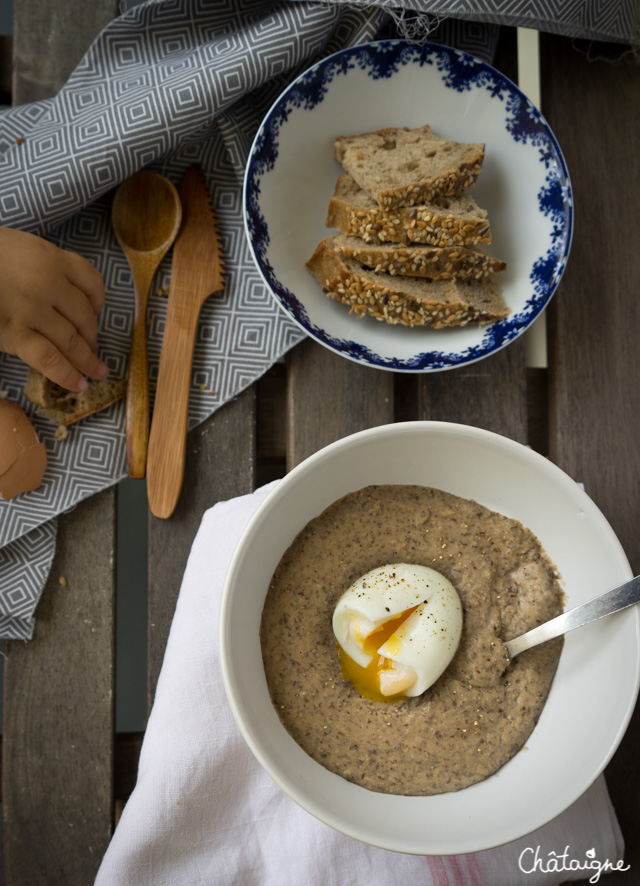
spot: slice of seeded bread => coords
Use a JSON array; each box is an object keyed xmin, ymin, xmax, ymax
[
  {"xmin": 306, "ymin": 239, "xmax": 508, "ymax": 329},
  {"xmin": 334, "ymin": 126, "xmax": 485, "ymax": 210},
  {"xmin": 326, "ymin": 174, "xmax": 491, "ymax": 248},
  {"xmin": 24, "ymin": 368, "xmax": 126, "ymax": 426},
  {"xmin": 328, "ymin": 234, "xmax": 506, "ymax": 281}
]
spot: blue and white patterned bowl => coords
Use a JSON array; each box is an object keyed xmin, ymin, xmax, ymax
[{"xmin": 243, "ymin": 40, "xmax": 572, "ymax": 372}]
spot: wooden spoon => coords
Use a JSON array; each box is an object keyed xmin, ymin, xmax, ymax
[{"xmin": 111, "ymin": 170, "xmax": 182, "ymax": 478}]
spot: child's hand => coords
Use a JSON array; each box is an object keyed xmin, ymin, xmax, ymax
[{"xmin": 0, "ymin": 227, "xmax": 108, "ymax": 392}]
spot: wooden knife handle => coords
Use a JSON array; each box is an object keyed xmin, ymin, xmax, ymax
[{"xmin": 146, "ymin": 302, "xmax": 199, "ymax": 518}]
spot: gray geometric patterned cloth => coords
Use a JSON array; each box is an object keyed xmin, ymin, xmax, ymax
[
  {"xmin": 0, "ymin": 0, "xmax": 386, "ymax": 639},
  {"xmin": 0, "ymin": 0, "xmax": 636, "ymax": 640}
]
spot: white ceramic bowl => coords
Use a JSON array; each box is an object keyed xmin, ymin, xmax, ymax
[
  {"xmin": 243, "ymin": 41, "xmax": 573, "ymax": 372},
  {"xmin": 220, "ymin": 423, "xmax": 639, "ymax": 855}
]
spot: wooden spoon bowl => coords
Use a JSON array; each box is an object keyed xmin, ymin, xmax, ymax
[{"xmin": 111, "ymin": 170, "xmax": 182, "ymax": 478}]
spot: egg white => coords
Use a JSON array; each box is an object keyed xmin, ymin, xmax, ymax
[{"xmin": 333, "ymin": 563, "xmax": 463, "ymax": 697}]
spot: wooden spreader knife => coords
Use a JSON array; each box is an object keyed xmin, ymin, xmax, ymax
[{"xmin": 146, "ymin": 164, "xmax": 225, "ymax": 519}]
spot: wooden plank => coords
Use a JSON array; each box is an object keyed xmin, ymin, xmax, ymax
[
  {"xmin": 0, "ymin": 36, "xmax": 11, "ymax": 105},
  {"xmin": 147, "ymin": 387, "xmax": 256, "ymax": 709},
  {"xmin": 12, "ymin": 1, "xmax": 119, "ymax": 102},
  {"xmin": 3, "ymin": 5, "xmax": 120, "ymax": 884},
  {"xmin": 114, "ymin": 732, "xmax": 144, "ymax": 803},
  {"xmin": 541, "ymin": 33, "xmax": 640, "ymax": 883},
  {"xmin": 2, "ymin": 489, "xmax": 116, "ymax": 885},
  {"xmin": 256, "ymin": 364, "xmax": 288, "ymax": 485},
  {"xmin": 543, "ymin": 35, "xmax": 640, "ymax": 570},
  {"xmin": 415, "ymin": 341, "xmax": 529, "ymax": 444},
  {"xmin": 286, "ymin": 339, "xmax": 394, "ymax": 469},
  {"xmin": 256, "ymin": 364, "xmax": 287, "ymax": 463}
]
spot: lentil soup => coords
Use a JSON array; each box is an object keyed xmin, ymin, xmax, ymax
[{"xmin": 260, "ymin": 485, "xmax": 564, "ymax": 796}]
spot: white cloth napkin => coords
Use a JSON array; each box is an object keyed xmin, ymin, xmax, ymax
[{"xmin": 95, "ymin": 482, "xmax": 627, "ymax": 886}]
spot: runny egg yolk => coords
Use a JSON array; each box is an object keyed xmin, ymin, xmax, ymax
[
  {"xmin": 338, "ymin": 605, "xmax": 419, "ymax": 704},
  {"xmin": 332, "ymin": 563, "xmax": 464, "ymax": 703}
]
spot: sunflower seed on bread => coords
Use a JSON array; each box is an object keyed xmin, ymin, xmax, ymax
[
  {"xmin": 326, "ymin": 173, "xmax": 491, "ymax": 248},
  {"xmin": 334, "ymin": 125, "xmax": 485, "ymax": 210},
  {"xmin": 306, "ymin": 238, "xmax": 508, "ymax": 329},
  {"xmin": 328, "ymin": 234, "xmax": 506, "ymax": 280}
]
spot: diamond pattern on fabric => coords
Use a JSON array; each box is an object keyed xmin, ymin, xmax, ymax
[{"xmin": 0, "ymin": 0, "xmax": 388, "ymax": 638}]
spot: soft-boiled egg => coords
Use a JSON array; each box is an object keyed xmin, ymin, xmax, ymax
[{"xmin": 333, "ymin": 563, "xmax": 463, "ymax": 702}]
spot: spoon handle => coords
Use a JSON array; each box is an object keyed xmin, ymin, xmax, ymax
[
  {"xmin": 125, "ymin": 268, "xmax": 155, "ymax": 479},
  {"xmin": 504, "ymin": 574, "xmax": 640, "ymax": 659},
  {"xmin": 126, "ymin": 298, "xmax": 149, "ymax": 479}
]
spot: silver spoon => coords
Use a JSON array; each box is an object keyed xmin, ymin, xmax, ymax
[{"xmin": 504, "ymin": 574, "xmax": 640, "ymax": 659}]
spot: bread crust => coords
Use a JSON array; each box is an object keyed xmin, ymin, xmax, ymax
[
  {"xmin": 326, "ymin": 174, "xmax": 491, "ymax": 248},
  {"xmin": 24, "ymin": 369, "xmax": 126, "ymax": 426},
  {"xmin": 329, "ymin": 234, "xmax": 506, "ymax": 280},
  {"xmin": 306, "ymin": 239, "xmax": 508, "ymax": 329}
]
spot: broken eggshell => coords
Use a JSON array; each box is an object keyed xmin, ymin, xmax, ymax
[{"xmin": 0, "ymin": 400, "xmax": 47, "ymax": 499}]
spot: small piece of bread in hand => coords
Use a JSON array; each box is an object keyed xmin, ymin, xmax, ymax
[
  {"xmin": 306, "ymin": 238, "xmax": 508, "ymax": 329},
  {"xmin": 326, "ymin": 174, "xmax": 491, "ymax": 248},
  {"xmin": 334, "ymin": 126, "xmax": 485, "ymax": 209},
  {"xmin": 328, "ymin": 234, "xmax": 506, "ymax": 280},
  {"xmin": 24, "ymin": 368, "xmax": 126, "ymax": 427}
]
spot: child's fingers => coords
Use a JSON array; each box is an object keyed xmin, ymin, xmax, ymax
[
  {"xmin": 13, "ymin": 329, "xmax": 91, "ymax": 392},
  {"xmin": 62, "ymin": 251, "xmax": 106, "ymax": 315},
  {"xmin": 26, "ymin": 311, "xmax": 109, "ymax": 391},
  {"xmin": 53, "ymin": 284, "xmax": 101, "ymax": 353},
  {"xmin": 38, "ymin": 309, "xmax": 109, "ymax": 381},
  {"xmin": 0, "ymin": 229, "xmax": 109, "ymax": 389}
]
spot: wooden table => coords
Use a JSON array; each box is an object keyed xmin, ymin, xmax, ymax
[{"xmin": 2, "ymin": 6, "xmax": 639, "ymax": 884}]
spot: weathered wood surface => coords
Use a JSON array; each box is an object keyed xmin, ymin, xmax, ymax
[
  {"xmin": 543, "ymin": 34, "xmax": 640, "ymax": 572},
  {"xmin": 147, "ymin": 387, "xmax": 256, "ymax": 708},
  {"xmin": 416, "ymin": 341, "xmax": 529, "ymax": 441},
  {"xmin": 286, "ymin": 340, "xmax": 394, "ymax": 469},
  {"xmin": 2, "ymin": 12, "xmax": 639, "ymax": 886},
  {"xmin": 2, "ymin": 490, "xmax": 116, "ymax": 884},
  {"xmin": 11, "ymin": 1, "xmax": 119, "ymax": 103},
  {"xmin": 3, "ymin": 6, "xmax": 120, "ymax": 884},
  {"xmin": 541, "ymin": 33, "xmax": 640, "ymax": 885}
]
